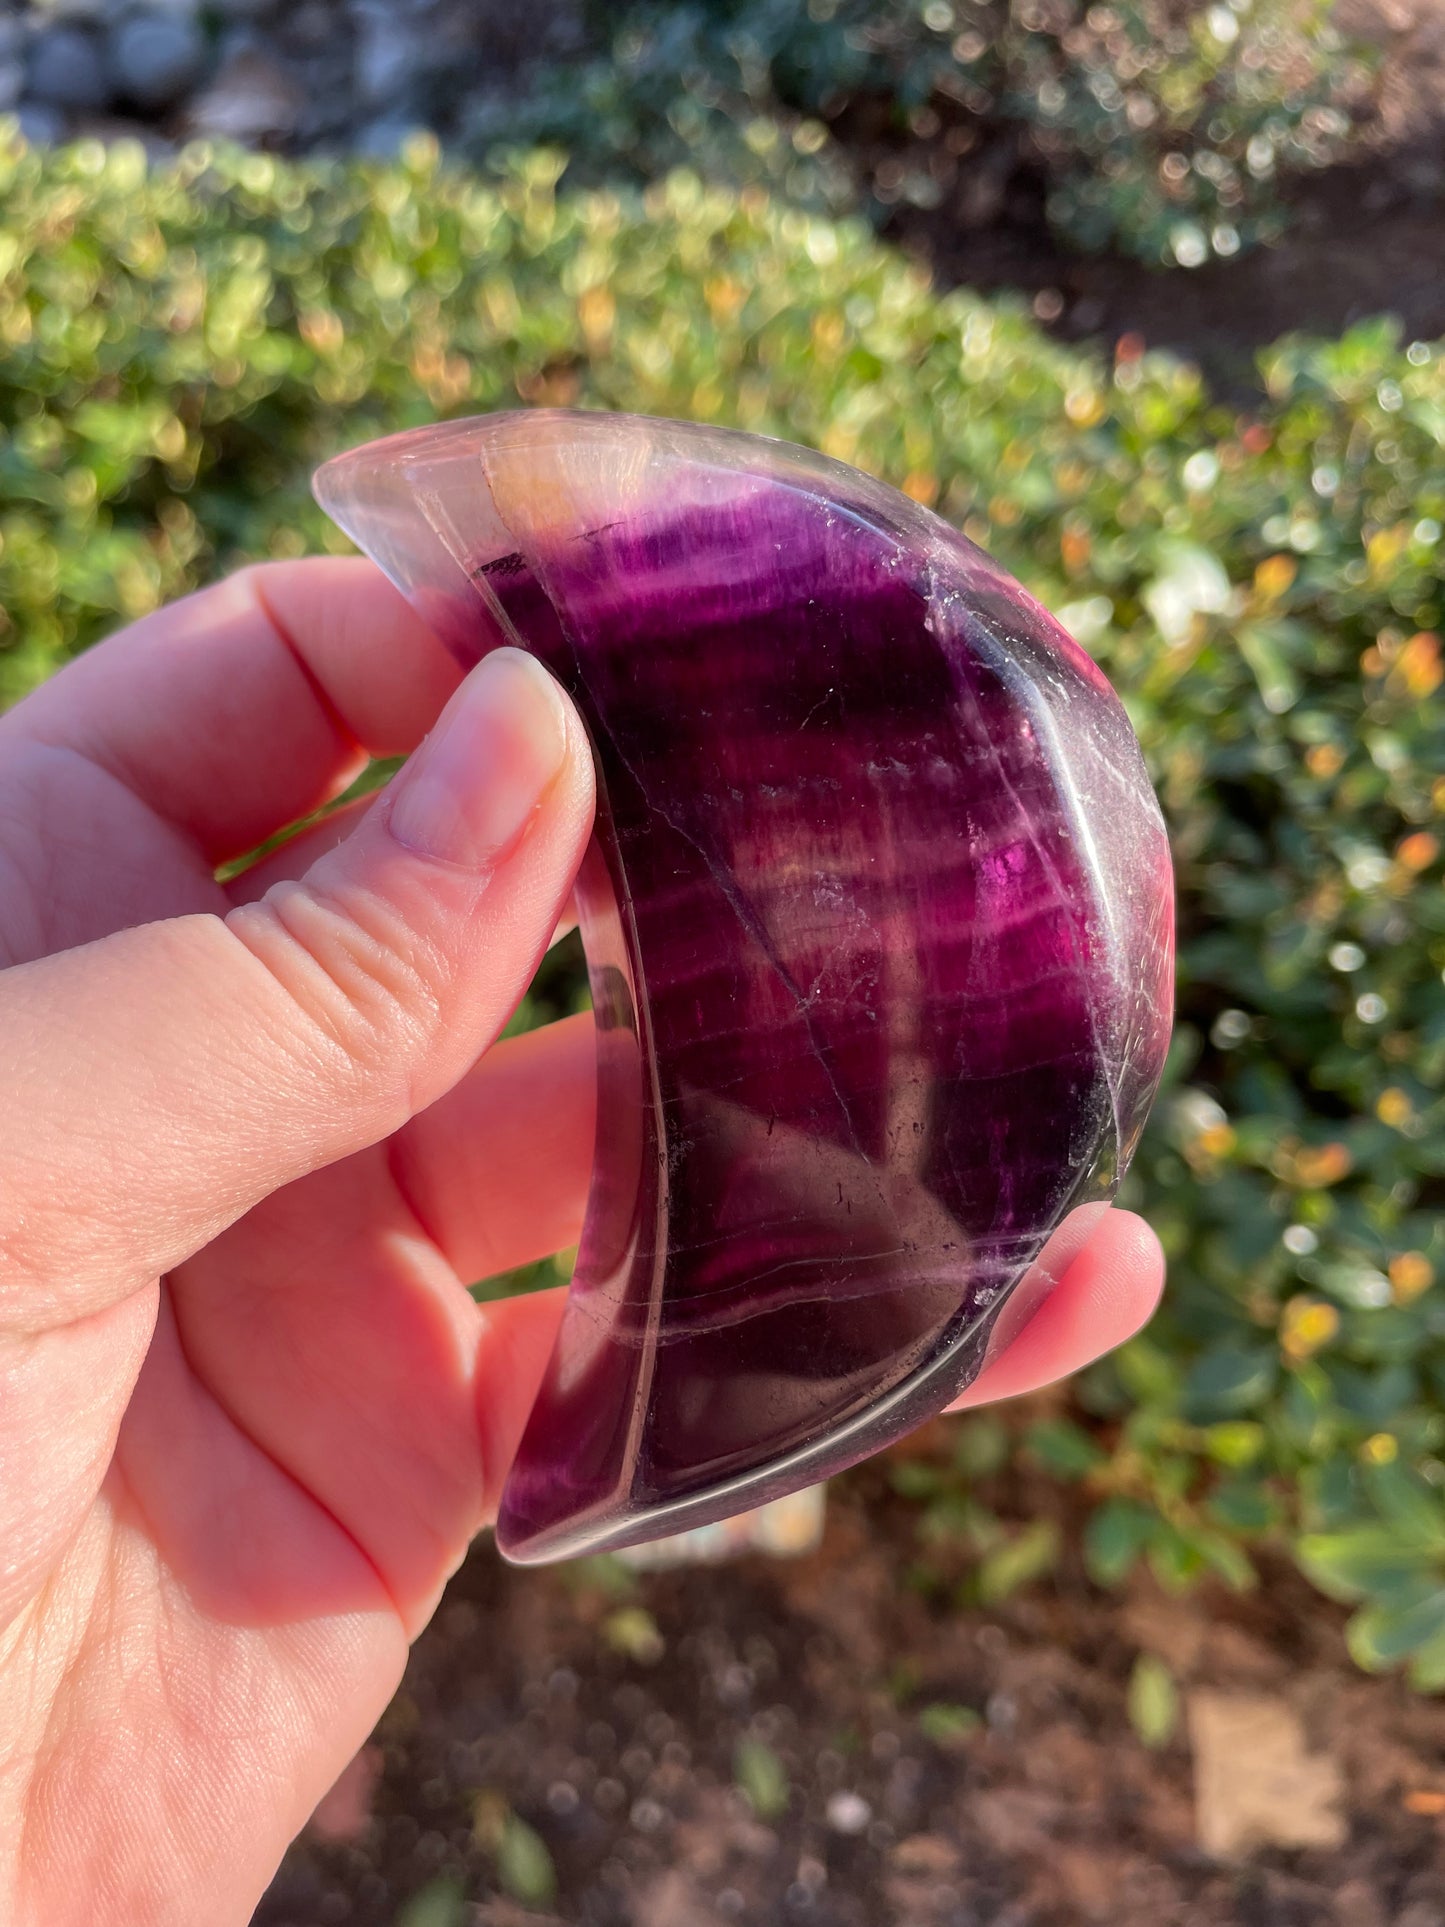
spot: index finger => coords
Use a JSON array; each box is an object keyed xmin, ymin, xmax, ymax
[
  {"xmin": 948, "ymin": 1207, "xmax": 1164, "ymax": 1411},
  {"xmin": 3, "ymin": 557, "xmax": 464, "ymax": 864}
]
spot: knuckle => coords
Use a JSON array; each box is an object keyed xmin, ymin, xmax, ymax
[{"xmin": 231, "ymin": 876, "xmax": 450, "ymax": 1079}]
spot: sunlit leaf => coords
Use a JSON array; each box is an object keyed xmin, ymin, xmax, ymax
[{"xmin": 1127, "ymin": 1654, "xmax": 1179, "ymax": 1749}]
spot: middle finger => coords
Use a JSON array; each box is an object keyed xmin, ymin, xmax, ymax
[{"xmin": 392, "ymin": 1011, "xmax": 596, "ymax": 1287}]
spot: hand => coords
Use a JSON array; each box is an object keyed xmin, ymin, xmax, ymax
[{"xmin": 0, "ymin": 558, "xmax": 1163, "ymax": 1927}]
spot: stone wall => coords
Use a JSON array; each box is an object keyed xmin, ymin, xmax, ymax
[{"xmin": 2, "ymin": 0, "xmax": 588, "ymax": 155}]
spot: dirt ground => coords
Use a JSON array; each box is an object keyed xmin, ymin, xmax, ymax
[
  {"xmin": 902, "ymin": 160, "xmax": 1445, "ymax": 401},
  {"xmin": 887, "ymin": 0, "xmax": 1445, "ymax": 396},
  {"xmin": 255, "ymin": 1447, "xmax": 1445, "ymax": 1927}
]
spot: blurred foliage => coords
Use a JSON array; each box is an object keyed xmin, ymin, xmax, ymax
[
  {"xmin": 0, "ymin": 134, "xmax": 1442, "ymax": 1681},
  {"xmin": 916, "ymin": 1700, "xmax": 984, "ymax": 1746},
  {"xmin": 1126, "ymin": 1652, "xmax": 1180, "ymax": 1747},
  {"xmin": 461, "ymin": 0, "xmax": 1376, "ymax": 264},
  {"xmin": 395, "ymin": 1876, "xmax": 467, "ymax": 1927},
  {"xmin": 603, "ymin": 1603, "xmax": 668, "ymax": 1663},
  {"xmin": 472, "ymin": 1792, "xmax": 558, "ymax": 1907},
  {"xmin": 734, "ymin": 1735, "xmax": 792, "ymax": 1818}
]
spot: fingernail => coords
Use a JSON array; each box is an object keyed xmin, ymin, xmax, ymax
[{"xmin": 389, "ymin": 647, "xmax": 570, "ymax": 868}]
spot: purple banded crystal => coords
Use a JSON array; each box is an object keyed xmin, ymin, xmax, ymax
[{"xmin": 313, "ymin": 411, "xmax": 1174, "ymax": 1565}]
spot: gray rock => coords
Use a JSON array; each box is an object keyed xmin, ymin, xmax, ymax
[
  {"xmin": 116, "ymin": 0, "xmax": 203, "ymax": 17},
  {"xmin": 216, "ymin": 25, "xmax": 265, "ymax": 63},
  {"xmin": 109, "ymin": 12, "xmax": 207, "ymax": 110},
  {"xmin": 183, "ymin": 48, "xmax": 301, "ymax": 144},
  {"xmin": 26, "ymin": 25, "xmax": 110, "ymax": 110},
  {"xmin": 353, "ymin": 6, "xmax": 420, "ymax": 105},
  {"xmin": 283, "ymin": 2, "xmax": 335, "ymax": 50},
  {"xmin": 293, "ymin": 67, "xmax": 360, "ymax": 144},
  {"xmin": 31, "ymin": 0, "xmax": 112, "ymax": 21},
  {"xmin": 15, "ymin": 101, "xmax": 68, "ymax": 145}
]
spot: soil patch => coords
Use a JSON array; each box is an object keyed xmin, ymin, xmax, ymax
[
  {"xmin": 256, "ymin": 1465, "xmax": 1445, "ymax": 1926},
  {"xmin": 882, "ymin": 0, "xmax": 1445, "ymax": 396}
]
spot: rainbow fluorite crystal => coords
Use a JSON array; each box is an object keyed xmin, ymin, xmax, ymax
[{"xmin": 314, "ymin": 411, "xmax": 1174, "ymax": 1564}]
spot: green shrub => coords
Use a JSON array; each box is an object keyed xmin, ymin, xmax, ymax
[
  {"xmin": 1, "ymin": 134, "xmax": 1441, "ymax": 1679},
  {"xmin": 460, "ymin": 0, "xmax": 1375, "ymax": 264}
]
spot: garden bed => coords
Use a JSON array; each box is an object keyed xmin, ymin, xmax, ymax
[{"xmin": 257, "ymin": 1457, "xmax": 1445, "ymax": 1927}]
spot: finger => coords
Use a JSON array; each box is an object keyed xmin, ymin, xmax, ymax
[
  {"xmin": 0, "ymin": 647, "xmax": 594, "ymax": 1335},
  {"xmin": 226, "ymin": 784, "xmax": 582, "ymax": 961},
  {"xmin": 470, "ymin": 1213, "xmax": 1161, "ymax": 1513},
  {"xmin": 4, "ymin": 558, "xmax": 464, "ymax": 864},
  {"xmin": 391, "ymin": 1012, "xmax": 596, "ymax": 1285},
  {"xmin": 152, "ymin": 1064, "xmax": 580, "ymax": 1620},
  {"xmin": 948, "ymin": 1206, "xmax": 1164, "ymax": 1410},
  {"xmin": 474, "ymin": 1285, "xmax": 568, "ymax": 1520}
]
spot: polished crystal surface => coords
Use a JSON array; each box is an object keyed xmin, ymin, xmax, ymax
[{"xmin": 314, "ymin": 411, "xmax": 1174, "ymax": 1565}]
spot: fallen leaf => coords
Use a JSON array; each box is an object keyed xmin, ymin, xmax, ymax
[
  {"xmin": 1127, "ymin": 1653, "xmax": 1180, "ymax": 1749},
  {"xmin": 1187, "ymin": 1692, "xmax": 1345, "ymax": 1856},
  {"xmin": 888, "ymin": 1834, "xmax": 961, "ymax": 1876}
]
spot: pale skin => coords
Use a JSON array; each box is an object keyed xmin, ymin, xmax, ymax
[{"xmin": 0, "ymin": 557, "xmax": 1165, "ymax": 1926}]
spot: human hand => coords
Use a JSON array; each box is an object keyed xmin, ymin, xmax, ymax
[{"xmin": 0, "ymin": 557, "xmax": 1163, "ymax": 1927}]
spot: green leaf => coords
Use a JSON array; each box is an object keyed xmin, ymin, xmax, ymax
[
  {"xmin": 920, "ymin": 1492, "xmax": 993, "ymax": 1545},
  {"xmin": 1346, "ymin": 1590, "xmax": 1445, "ymax": 1673},
  {"xmin": 1203, "ymin": 1422, "xmax": 1268, "ymax": 1469},
  {"xmin": 604, "ymin": 1606, "xmax": 665, "ymax": 1664},
  {"xmin": 1147, "ymin": 1521, "xmax": 1208, "ymax": 1594},
  {"xmin": 397, "ymin": 1876, "xmax": 467, "ymax": 1927},
  {"xmin": 951, "ymin": 1414, "xmax": 1010, "ymax": 1479},
  {"xmin": 1025, "ymin": 1418, "xmax": 1107, "ymax": 1480},
  {"xmin": 1127, "ymin": 1654, "xmax": 1179, "ymax": 1749},
  {"xmin": 1280, "ymin": 1368, "xmax": 1335, "ymax": 1453},
  {"xmin": 976, "ymin": 1520, "xmax": 1059, "ymax": 1604},
  {"xmin": 890, "ymin": 1460, "xmax": 943, "ymax": 1499},
  {"xmin": 917, "ymin": 1702, "xmax": 983, "ymax": 1747},
  {"xmin": 1236, "ymin": 619, "xmax": 1300, "ymax": 714},
  {"xmin": 1297, "ymin": 1527, "xmax": 1438, "ymax": 1604},
  {"xmin": 563, "ymin": 1553, "xmax": 636, "ymax": 1598},
  {"xmin": 1191, "ymin": 1526, "xmax": 1258, "ymax": 1591},
  {"xmin": 1113, "ymin": 1338, "xmax": 1182, "ymax": 1407},
  {"xmin": 1183, "ymin": 1347, "xmax": 1277, "ymax": 1421},
  {"xmin": 1407, "ymin": 1625, "xmax": 1445, "ymax": 1692},
  {"xmin": 1363, "ymin": 1461, "xmax": 1445, "ymax": 1551},
  {"xmin": 1206, "ymin": 1477, "xmax": 1278, "ymax": 1536},
  {"xmin": 1302, "ymin": 1454, "xmax": 1358, "ymax": 1528},
  {"xmin": 734, "ymin": 1737, "xmax": 790, "ymax": 1820},
  {"xmin": 497, "ymin": 1814, "xmax": 557, "ymax": 1908},
  {"xmin": 1084, "ymin": 1499, "xmax": 1156, "ymax": 1587}
]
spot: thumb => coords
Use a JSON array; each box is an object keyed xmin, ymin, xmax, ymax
[{"xmin": 0, "ymin": 647, "xmax": 595, "ymax": 1334}]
